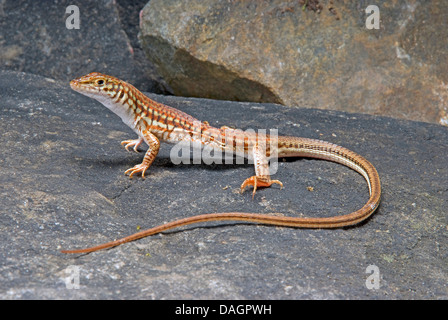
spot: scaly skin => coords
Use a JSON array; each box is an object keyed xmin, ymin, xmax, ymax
[{"xmin": 62, "ymin": 72, "xmax": 381, "ymax": 254}]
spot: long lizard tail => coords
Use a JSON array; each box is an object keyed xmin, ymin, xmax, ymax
[{"xmin": 61, "ymin": 138, "xmax": 381, "ymax": 254}]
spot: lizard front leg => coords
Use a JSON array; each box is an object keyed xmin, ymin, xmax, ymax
[
  {"xmin": 124, "ymin": 131, "xmax": 160, "ymax": 178},
  {"xmin": 241, "ymin": 143, "xmax": 283, "ymax": 197},
  {"xmin": 121, "ymin": 137, "xmax": 144, "ymax": 152}
]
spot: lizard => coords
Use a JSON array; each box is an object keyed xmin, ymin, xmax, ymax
[{"xmin": 61, "ymin": 72, "xmax": 381, "ymax": 254}]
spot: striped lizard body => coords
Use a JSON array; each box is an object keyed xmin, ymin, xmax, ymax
[{"xmin": 63, "ymin": 72, "xmax": 381, "ymax": 254}]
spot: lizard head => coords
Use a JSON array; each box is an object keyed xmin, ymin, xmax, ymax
[
  {"xmin": 70, "ymin": 72, "xmax": 123, "ymax": 101},
  {"xmin": 70, "ymin": 72, "xmax": 145, "ymax": 123}
]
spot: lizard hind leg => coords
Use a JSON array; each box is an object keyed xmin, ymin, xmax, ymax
[
  {"xmin": 240, "ymin": 175, "xmax": 283, "ymax": 198},
  {"xmin": 240, "ymin": 144, "xmax": 283, "ymax": 197}
]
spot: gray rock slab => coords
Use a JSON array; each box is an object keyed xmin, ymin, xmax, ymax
[{"xmin": 0, "ymin": 70, "xmax": 447, "ymax": 299}]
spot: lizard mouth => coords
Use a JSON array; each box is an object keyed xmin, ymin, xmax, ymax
[{"xmin": 69, "ymin": 79, "xmax": 79, "ymax": 90}]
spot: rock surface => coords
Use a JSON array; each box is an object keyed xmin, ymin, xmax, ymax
[
  {"xmin": 140, "ymin": 0, "xmax": 448, "ymax": 125},
  {"xmin": 0, "ymin": 0, "xmax": 169, "ymax": 94},
  {"xmin": 0, "ymin": 70, "xmax": 447, "ymax": 299}
]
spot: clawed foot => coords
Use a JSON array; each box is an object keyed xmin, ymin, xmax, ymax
[
  {"xmin": 121, "ymin": 138, "xmax": 143, "ymax": 152},
  {"xmin": 240, "ymin": 176, "xmax": 283, "ymax": 198},
  {"xmin": 124, "ymin": 163, "xmax": 150, "ymax": 178}
]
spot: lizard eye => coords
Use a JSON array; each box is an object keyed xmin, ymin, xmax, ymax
[{"xmin": 96, "ymin": 79, "xmax": 105, "ymax": 86}]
